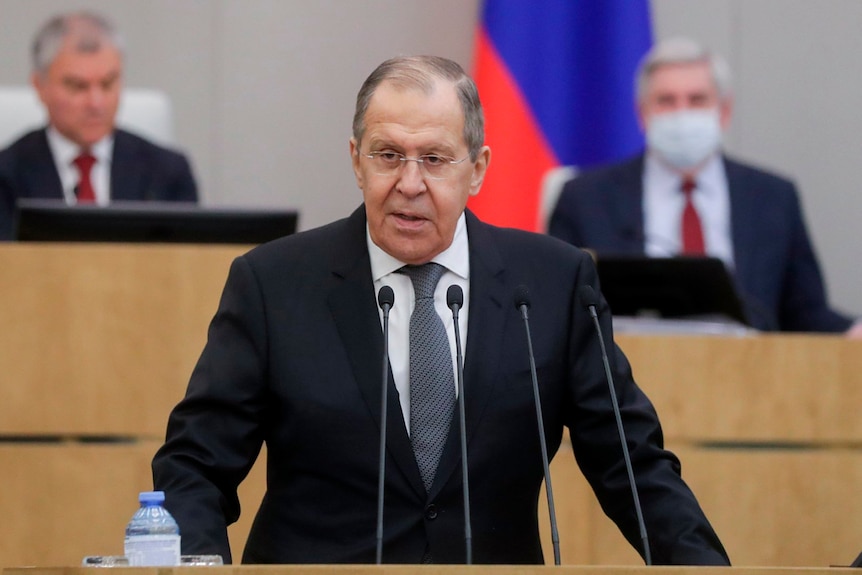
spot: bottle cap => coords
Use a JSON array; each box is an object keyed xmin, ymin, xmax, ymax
[{"xmin": 138, "ymin": 491, "xmax": 166, "ymax": 505}]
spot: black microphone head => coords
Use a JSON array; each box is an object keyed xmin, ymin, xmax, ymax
[
  {"xmin": 377, "ymin": 285, "xmax": 394, "ymax": 309},
  {"xmin": 446, "ymin": 284, "xmax": 463, "ymax": 309},
  {"xmin": 513, "ymin": 284, "xmax": 531, "ymax": 310},
  {"xmin": 577, "ymin": 285, "xmax": 599, "ymax": 309}
]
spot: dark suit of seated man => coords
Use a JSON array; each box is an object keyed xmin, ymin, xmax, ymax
[
  {"xmin": 0, "ymin": 10, "xmax": 197, "ymax": 241},
  {"xmin": 549, "ymin": 37, "xmax": 860, "ymax": 336},
  {"xmin": 152, "ymin": 55, "xmax": 729, "ymax": 566}
]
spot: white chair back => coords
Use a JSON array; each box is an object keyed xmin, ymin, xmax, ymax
[
  {"xmin": 539, "ymin": 165, "xmax": 578, "ymax": 233},
  {"xmin": 0, "ymin": 85, "xmax": 174, "ymax": 148}
]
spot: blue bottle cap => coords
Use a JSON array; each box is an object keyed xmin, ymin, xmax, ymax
[{"xmin": 138, "ymin": 491, "xmax": 166, "ymax": 505}]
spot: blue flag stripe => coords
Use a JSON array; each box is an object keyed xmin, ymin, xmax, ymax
[{"xmin": 482, "ymin": 0, "xmax": 653, "ymax": 167}]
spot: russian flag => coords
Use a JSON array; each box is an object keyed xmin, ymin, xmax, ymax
[{"xmin": 469, "ymin": 0, "xmax": 653, "ymax": 231}]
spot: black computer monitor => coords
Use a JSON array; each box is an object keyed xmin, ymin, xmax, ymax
[
  {"xmin": 594, "ymin": 255, "xmax": 749, "ymax": 325},
  {"xmin": 14, "ymin": 199, "xmax": 298, "ymax": 244}
]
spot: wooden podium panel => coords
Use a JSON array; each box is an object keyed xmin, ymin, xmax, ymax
[
  {"xmin": 597, "ymin": 334, "xmax": 862, "ymax": 567},
  {"xmin": 616, "ymin": 334, "xmax": 862, "ymax": 443},
  {"xmin": 676, "ymin": 445, "xmax": 862, "ymax": 567},
  {"xmin": 0, "ymin": 243, "xmax": 244, "ymax": 436},
  {"xmin": 568, "ymin": 443, "xmax": 862, "ymax": 567},
  {"xmin": 0, "ymin": 244, "xmax": 245, "ymax": 568},
  {"xmin": 0, "ymin": 441, "xmax": 160, "ymax": 566},
  {"xmin": 4, "ymin": 566, "xmax": 862, "ymax": 575},
  {"xmin": 0, "ymin": 441, "xmax": 268, "ymax": 568},
  {"xmin": 3, "ymin": 245, "xmax": 862, "ymax": 569}
]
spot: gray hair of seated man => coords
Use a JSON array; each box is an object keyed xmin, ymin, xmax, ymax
[
  {"xmin": 32, "ymin": 11, "xmax": 125, "ymax": 76},
  {"xmin": 635, "ymin": 36, "xmax": 732, "ymax": 103}
]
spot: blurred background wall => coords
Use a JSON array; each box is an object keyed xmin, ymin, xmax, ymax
[{"xmin": 1, "ymin": 0, "xmax": 859, "ymax": 316}]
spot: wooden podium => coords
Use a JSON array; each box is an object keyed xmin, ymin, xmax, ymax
[
  {"xmin": 2, "ymin": 567, "xmax": 861, "ymax": 575},
  {"xmin": 602, "ymin": 334, "xmax": 862, "ymax": 567},
  {"xmin": 1, "ymin": 244, "xmax": 861, "ymax": 568},
  {"xmin": 0, "ymin": 244, "xmax": 252, "ymax": 567}
]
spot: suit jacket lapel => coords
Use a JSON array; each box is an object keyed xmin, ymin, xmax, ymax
[
  {"xmin": 725, "ymin": 157, "xmax": 758, "ymax": 296},
  {"xmin": 110, "ymin": 131, "xmax": 147, "ymax": 201},
  {"xmin": 614, "ymin": 155, "xmax": 647, "ymax": 252},
  {"xmin": 23, "ymin": 129, "xmax": 64, "ymax": 199},
  {"xmin": 327, "ymin": 206, "xmax": 425, "ymax": 498},
  {"xmin": 429, "ymin": 210, "xmax": 508, "ymax": 499}
]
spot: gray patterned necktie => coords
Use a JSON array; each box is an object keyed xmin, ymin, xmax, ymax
[{"xmin": 400, "ymin": 263, "xmax": 455, "ymax": 493}]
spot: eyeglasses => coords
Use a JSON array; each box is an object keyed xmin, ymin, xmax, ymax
[{"xmin": 362, "ymin": 151, "xmax": 470, "ymax": 180}]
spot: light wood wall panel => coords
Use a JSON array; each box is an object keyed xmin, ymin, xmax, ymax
[
  {"xmin": 2, "ymin": 246, "xmax": 862, "ymax": 568},
  {"xmin": 0, "ymin": 244, "xmax": 244, "ymax": 436},
  {"xmin": 616, "ymin": 334, "xmax": 862, "ymax": 443}
]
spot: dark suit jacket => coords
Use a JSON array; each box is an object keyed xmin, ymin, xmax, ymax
[
  {"xmin": 152, "ymin": 206, "xmax": 728, "ymax": 566},
  {"xmin": 0, "ymin": 127, "xmax": 198, "ymax": 239},
  {"xmin": 548, "ymin": 154, "xmax": 853, "ymax": 333}
]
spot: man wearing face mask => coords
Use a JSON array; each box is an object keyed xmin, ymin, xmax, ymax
[{"xmin": 549, "ymin": 36, "xmax": 862, "ymax": 335}]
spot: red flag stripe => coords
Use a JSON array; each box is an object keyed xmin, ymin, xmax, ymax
[{"xmin": 469, "ymin": 28, "xmax": 557, "ymax": 231}]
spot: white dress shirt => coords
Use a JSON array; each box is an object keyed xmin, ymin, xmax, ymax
[
  {"xmin": 45, "ymin": 127, "xmax": 114, "ymax": 206},
  {"xmin": 368, "ymin": 212, "xmax": 470, "ymax": 434},
  {"xmin": 643, "ymin": 152, "xmax": 735, "ymax": 269}
]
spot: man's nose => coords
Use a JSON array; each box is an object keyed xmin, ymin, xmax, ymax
[
  {"xmin": 85, "ymin": 86, "xmax": 107, "ymax": 109},
  {"xmin": 396, "ymin": 159, "xmax": 427, "ymax": 196}
]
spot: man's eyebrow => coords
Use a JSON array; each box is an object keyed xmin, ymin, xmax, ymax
[
  {"xmin": 101, "ymin": 70, "xmax": 121, "ymax": 84},
  {"xmin": 61, "ymin": 75, "xmax": 88, "ymax": 87}
]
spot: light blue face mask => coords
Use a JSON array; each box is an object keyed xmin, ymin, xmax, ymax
[{"xmin": 646, "ymin": 108, "xmax": 722, "ymax": 170}]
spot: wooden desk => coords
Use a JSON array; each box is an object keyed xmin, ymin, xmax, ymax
[
  {"xmin": 569, "ymin": 334, "xmax": 862, "ymax": 567},
  {"xmin": 616, "ymin": 334, "xmax": 862, "ymax": 443},
  {"xmin": 5, "ymin": 566, "xmax": 862, "ymax": 575},
  {"xmin": 0, "ymin": 243, "xmax": 244, "ymax": 436},
  {"xmin": 0, "ymin": 244, "xmax": 248, "ymax": 566},
  {"xmin": 3, "ymin": 567, "xmax": 861, "ymax": 575},
  {"xmin": 1, "ymin": 245, "xmax": 860, "ymax": 568}
]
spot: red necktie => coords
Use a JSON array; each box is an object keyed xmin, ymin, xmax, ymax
[
  {"xmin": 681, "ymin": 177, "xmax": 705, "ymax": 255},
  {"xmin": 73, "ymin": 153, "xmax": 97, "ymax": 203}
]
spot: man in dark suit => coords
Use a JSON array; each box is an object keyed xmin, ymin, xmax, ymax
[
  {"xmin": 549, "ymin": 37, "xmax": 860, "ymax": 335},
  {"xmin": 0, "ymin": 11, "xmax": 197, "ymax": 240},
  {"xmin": 152, "ymin": 55, "xmax": 729, "ymax": 565}
]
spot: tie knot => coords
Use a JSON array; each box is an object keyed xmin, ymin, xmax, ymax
[
  {"xmin": 73, "ymin": 153, "xmax": 96, "ymax": 172},
  {"xmin": 681, "ymin": 177, "xmax": 696, "ymax": 196},
  {"xmin": 400, "ymin": 263, "xmax": 446, "ymax": 299}
]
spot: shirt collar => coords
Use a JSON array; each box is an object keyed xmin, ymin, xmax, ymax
[
  {"xmin": 367, "ymin": 211, "xmax": 469, "ymax": 282},
  {"xmin": 645, "ymin": 151, "xmax": 723, "ymax": 196},
  {"xmin": 46, "ymin": 126, "xmax": 114, "ymax": 167}
]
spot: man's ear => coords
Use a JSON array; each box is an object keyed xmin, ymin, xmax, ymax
[
  {"xmin": 349, "ymin": 137, "xmax": 364, "ymax": 189},
  {"xmin": 31, "ymin": 72, "xmax": 49, "ymax": 106},
  {"xmin": 469, "ymin": 146, "xmax": 491, "ymax": 196},
  {"xmin": 719, "ymin": 95, "xmax": 734, "ymax": 131},
  {"xmin": 635, "ymin": 100, "xmax": 649, "ymax": 133}
]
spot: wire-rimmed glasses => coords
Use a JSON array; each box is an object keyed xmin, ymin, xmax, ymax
[{"xmin": 362, "ymin": 151, "xmax": 470, "ymax": 180}]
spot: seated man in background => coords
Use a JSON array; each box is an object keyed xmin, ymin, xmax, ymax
[
  {"xmin": 549, "ymin": 37, "xmax": 861, "ymax": 335},
  {"xmin": 0, "ymin": 10, "xmax": 198, "ymax": 240}
]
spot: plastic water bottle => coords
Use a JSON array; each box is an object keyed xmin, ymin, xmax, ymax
[{"xmin": 124, "ymin": 491, "xmax": 181, "ymax": 566}]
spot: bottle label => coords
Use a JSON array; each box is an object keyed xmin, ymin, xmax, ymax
[{"xmin": 124, "ymin": 534, "xmax": 181, "ymax": 566}]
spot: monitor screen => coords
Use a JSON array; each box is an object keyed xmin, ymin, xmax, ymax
[
  {"xmin": 595, "ymin": 255, "xmax": 749, "ymax": 326},
  {"xmin": 14, "ymin": 199, "xmax": 298, "ymax": 245}
]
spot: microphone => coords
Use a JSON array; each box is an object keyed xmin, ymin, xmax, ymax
[
  {"xmin": 375, "ymin": 285, "xmax": 394, "ymax": 564},
  {"xmin": 513, "ymin": 285, "xmax": 561, "ymax": 565},
  {"xmin": 578, "ymin": 285, "xmax": 651, "ymax": 565},
  {"xmin": 446, "ymin": 284, "xmax": 472, "ymax": 564}
]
